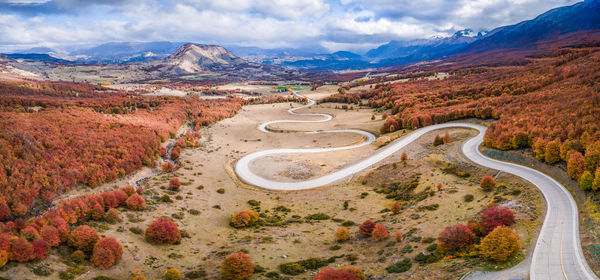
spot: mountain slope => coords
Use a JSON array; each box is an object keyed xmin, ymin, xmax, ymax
[
  {"xmin": 166, "ymin": 43, "xmax": 247, "ymax": 73},
  {"xmin": 466, "ymin": 0, "xmax": 600, "ymax": 52},
  {"xmin": 366, "ymin": 30, "xmax": 481, "ymax": 62}
]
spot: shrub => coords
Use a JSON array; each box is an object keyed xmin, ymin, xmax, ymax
[
  {"xmin": 92, "ymin": 237, "xmax": 123, "ymax": 268},
  {"xmin": 32, "ymin": 239, "xmax": 48, "ymax": 259},
  {"xmin": 104, "ymin": 208, "xmax": 121, "ymax": 224},
  {"xmin": 313, "ymin": 268, "xmax": 360, "ymax": 280},
  {"xmin": 433, "ymin": 135, "xmax": 444, "ymax": 146},
  {"xmin": 9, "ymin": 237, "xmax": 35, "ymax": 262},
  {"xmin": 400, "ymin": 152, "xmax": 408, "ymax": 162},
  {"xmin": 221, "ymin": 252, "xmax": 254, "ymax": 280},
  {"xmin": 217, "ymin": 188, "xmax": 225, "ymax": 194},
  {"xmin": 480, "ymin": 206, "xmax": 515, "ymax": 233},
  {"xmin": 102, "ymin": 191, "xmax": 119, "ymax": 209},
  {"xmin": 479, "ymin": 226, "xmax": 521, "ymax": 262},
  {"xmin": 437, "ymin": 224, "xmax": 475, "ymax": 251},
  {"xmin": 385, "ymin": 258, "xmax": 412, "ymax": 273},
  {"xmin": 169, "ymin": 178, "xmax": 181, "ymax": 191},
  {"xmin": 467, "ymin": 220, "xmax": 484, "ymax": 237},
  {"xmin": 126, "ymin": 194, "xmax": 146, "ymax": 210},
  {"xmin": 113, "ymin": 189, "xmax": 128, "ymax": 206},
  {"xmin": 464, "ymin": 194, "xmax": 474, "ymax": 202},
  {"xmin": 567, "ymin": 151, "xmax": 585, "ymax": 179},
  {"xmin": 579, "ymin": 171, "xmax": 594, "ymax": 191},
  {"xmin": 358, "ymin": 220, "xmax": 376, "ymax": 237},
  {"xmin": 480, "ymin": 176, "xmax": 496, "ymax": 191},
  {"xmin": 145, "ymin": 217, "xmax": 181, "ymax": 245},
  {"xmin": 0, "ymin": 250, "xmax": 7, "ymax": 267},
  {"xmin": 230, "ymin": 210, "xmax": 259, "ymax": 228},
  {"xmin": 341, "ymin": 266, "xmax": 365, "ymax": 280},
  {"xmin": 544, "ymin": 139, "xmax": 561, "ymax": 164},
  {"xmin": 41, "ymin": 225, "xmax": 61, "ymax": 247},
  {"xmin": 305, "ymin": 213, "xmax": 330, "ymax": 220},
  {"xmin": 394, "ymin": 231, "xmax": 403, "ymax": 242},
  {"xmin": 70, "ymin": 250, "xmax": 85, "ymax": 263},
  {"xmin": 372, "ymin": 224, "xmax": 389, "ymax": 241},
  {"xmin": 164, "ymin": 268, "xmax": 181, "ymax": 280},
  {"xmin": 443, "ymin": 132, "xmax": 451, "ymax": 144},
  {"xmin": 22, "ymin": 226, "xmax": 40, "ymax": 241},
  {"xmin": 390, "ymin": 202, "xmax": 401, "ymax": 214},
  {"xmin": 336, "ymin": 226, "xmax": 350, "ymax": 242},
  {"xmin": 280, "ymin": 263, "xmax": 304, "ymax": 275},
  {"xmin": 162, "ymin": 162, "xmax": 174, "ymax": 172},
  {"xmin": 123, "ymin": 185, "xmax": 136, "ymax": 196},
  {"xmin": 68, "ymin": 225, "xmax": 100, "ymax": 252},
  {"xmin": 593, "ymin": 168, "xmax": 600, "ymax": 191}
]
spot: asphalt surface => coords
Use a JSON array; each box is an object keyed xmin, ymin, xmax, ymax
[{"xmin": 234, "ymin": 94, "xmax": 598, "ymax": 279}]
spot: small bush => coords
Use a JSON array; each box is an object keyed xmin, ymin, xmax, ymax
[
  {"xmin": 217, "ymin": 188, "xmax": 225, "ymax": 194},
  {"xmin": 305, "ymin": 213, "xmax": 330, "ymax": 220},
  {"xmin": 130, "ymin": 227, "xmax": 143, "ymax": 234},
  {"xmin": 480, "ymin": 206, "xmax": 515, "ymax": 233},
  {"xmin": 221, "ymin": 252, "xmax": 254, "ymax": 280},
  {"xmin": 437, "ymin": 224, "xmax": 475, "ymax": 251},
  {"xmin": 314, "ymin": 268, "xmax": 360, "ymax": 280},
  {"xmin": 385, "ymin": 259, "xmax": 412, "ymax": 273},
  {"xmin": 464, "ymin": 194, "xmax": 474, "ymax": 202},
  {"xmin": 104, "ymin": 208, "xmax": 121, "ymax": 224},
  {"xmin": 169, "ymin": 178, "xmax": 181, "ymax": 191},
  {"xmin": 336, "ymin": 226, "xmax": 350, "ymax": 242},
  {"xmin": 479, "ymin": 226, "xmax": 521, "ymax": 262},
  {"xmin": 279, "ymin": 263, "xmax": 304, "ymax": 275},
  {"xmin": 231, "ymin": 210, "xmax": 259, "ymax": 228},
  {"xmin": 41, "ymin": 225, "xmax": 61, "ymax": 247},
  {"xmin": 70, "ymin": 250, "xmax": 85, "ymax": 263},
  {"xmin": 145, "ymin": 217, "xmax": 181, "ymax": 245},
  {"xmin": 164, "ymin": 268, "xmax": 181, "ymax": 280},
  {"xmin": 480, "ymin": 176, "xmax": 496, "ymax": 191},
  {"xmin": 68, "ymin": 225, "xmax": 100, "ymax": 252},
  {"xmin": 91, "ymin": 237, "xmax": 123, "ymax": 268},
  {"xmin": 372, "ymin": 224, "xmax": 389, "ymax": 241},
  {"xmin": 358, "ymin": 220, "xmax": 376, "ymax": 237},
  {"xmin": 126, "ymin": 194, "xmax": 146, "ymax": 210},
  {"xmin": 390, "ymin": 202, "xmax": 401, "ymax": 214}
]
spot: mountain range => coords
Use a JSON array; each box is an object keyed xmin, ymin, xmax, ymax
[{"xmin": 2, "ymin": 0, "xmax": 600, "ymax": 71}]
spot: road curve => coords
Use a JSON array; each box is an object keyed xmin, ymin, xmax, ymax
[{"xmin": 234, "ymin": 93, "xmax": 598, "ymax": 279}]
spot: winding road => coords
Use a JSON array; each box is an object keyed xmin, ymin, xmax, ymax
[{"xmin": 234, "ymin": 93, "xmax": 598, "ymax": 279}]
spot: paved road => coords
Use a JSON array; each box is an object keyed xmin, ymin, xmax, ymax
[{"xmin": 235, "ymin": 93, "xmax": 598, "ymax": 279}]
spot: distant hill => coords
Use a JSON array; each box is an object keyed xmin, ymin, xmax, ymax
[
  {"xmin": 2, "ymin": 53, "xmax": 72, "ymax": 63},
  {"xmin": 69, "ymin": 41, "xmax": 185, "ymax": 63},
  {"xmin": 166, "ymin": 43, "xmax": 247, "ymax": 73},
  {"xmin": 465, "ymin": 0, "xmax": 600, "ymax": 53}
]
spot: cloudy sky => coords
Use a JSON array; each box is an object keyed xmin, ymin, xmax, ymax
[{"xmin": 0, "ymin": 0, "xmax": 582, "ymax": 53}]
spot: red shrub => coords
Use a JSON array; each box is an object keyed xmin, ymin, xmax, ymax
[
  {"xmin": 101, "ymin": 191, "xmax": 119, "ymax": 209},
  {"xmin": 567, "ymin": 151, "xmax": 585, "ymax": 179},
  {"xmin": 32, "ymin": 239, "xmax": 48, "ymax": 259},
  {"xmin": 169, "ymin": 178, "xmax": 181, "ymax": 191},
  {"xmin": 40, "ymin": 225, "xmax": 60, "ymax": 247},
  {"xmin": 126, "ymin": 194, "xmax": 146, "ymax": 210},
  {"xmin": 145, "ymin": 217, "xmax": 181, "ymax": 245},
  {"xmin": 390, "ymin": 202, "xmax": 401, "ymax": 214},
  {"xmin": 90, "ymin": 201, "xmax": 105, "ymax": 220},
  {"xmin": 221, "ymin": 252, "xmax": 254, "ymax": 280},
  {"xmin": 113, "ymin": 189, "xmax": 128, "ymax": 206},
  {"xmin": 123, "ymin": 185, "xmax": 136, "ymax": 196},
  {"xmin": 480, "ymin": 175, "xmax": 496, "ymax": 191},
  {"xmin": 21, "ymin": 226, "xmax": 39, "ymax": 241},
  {"xmin": 437, "ymin": 224, "xmax": 476, "ymax": 251},
  {"xmin": 314, "ymin": 268, "xmax": 360, "ymax": 280},
  {"xmin": 9, "ymin": 237, "xmax": 35, "ymax": 262},
  {"xmin": 68, "ymin": 225, "xmax": 100, "ymax": 252},
  {"xmin": 92, "ymin": 237, "xmax": 123, "ymax": 268},
  {"xmin": 49, "ymin": 216, "xmax": 69, "ymax": 242},
  {"xmin": 371, "ymin": 224, "xmax": 389, "ymax": 241},
  {"xmin": 230, "ymin": 210, "xmax": 259, "ymax": 228},
  {"xmin": 162, "ymin": 162, "xmax": 174, "ymax": 172},
  {"xmin": 358, "ymin": 220, "xmax": 376, "ymax": 237},
  {"xmin": 480, "ymin": 206, "xmax": 515, "ymax": 233}
]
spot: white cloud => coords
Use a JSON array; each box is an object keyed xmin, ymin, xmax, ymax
[{"xmin": 185, "ymin": 0, "xmax": 330, "ymax": 19}]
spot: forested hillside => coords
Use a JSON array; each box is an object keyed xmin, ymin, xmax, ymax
[
  {"xmin": 322, "ymin": 31, "xmax": 600, "ymax": 190},
  {"xmin": 0, "ymin": 80, "xmax": 244, "ymax": 218}
]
